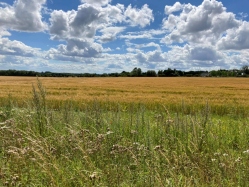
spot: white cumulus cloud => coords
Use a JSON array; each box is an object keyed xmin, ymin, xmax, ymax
[
  {"xmin": 162, "ymin": 0, "xmax": 240, "ymax": 45},
  {"xmin": 98, "ymin": 27, "xmax": 126, "ymax": 43},
  {"xmin": 125, "ymin": 4, "xmax": 154, "ymax": 28},
  {"xmin": 0, "ymin": 0, "xmax": 47, "ymax": 32},
  {"xmin": 0, "ymin": 36, "xmax": 40, "ymax": 57},
  {"xmin": 217, "ymin": 21, "xmax": 249, "ymax": 50},
  {"xmin": 165, "ymin": 2, "xmax": 183, "ymax": 15},
  {"xmin": 80, "ymin": 0, "xmax": 112, "ymax": 7}
]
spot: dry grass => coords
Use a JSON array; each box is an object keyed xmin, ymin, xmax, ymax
[{"xmin": 0, "ymin": 76, "xmax": 249, "ymax": 115}]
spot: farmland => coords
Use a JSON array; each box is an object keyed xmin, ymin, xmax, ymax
[
  {"xmin": 1, "ymin": 77, "xmax": 249, "ymax": 186},
  {"xmin": 1, "ymin": 77, "xmax": 249, "ymax": 115}
]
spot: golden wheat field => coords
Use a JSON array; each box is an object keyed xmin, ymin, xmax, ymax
[{"xmin": 0, "ymin": 76, "xmax": 249, "ymax": 112}]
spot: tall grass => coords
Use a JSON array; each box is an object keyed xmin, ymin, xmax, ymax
[
  {"xmin": 32, "ymin": 77, "xmax": 48, "ymax": 136},
  {"xmin": 1, "ymin": 79, "xmax": 249, "ymax": 186}
]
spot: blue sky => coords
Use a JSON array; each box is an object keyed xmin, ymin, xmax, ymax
[{"xmin": 0, "ymin": 0, "xmax": 249, "ymax": 73}]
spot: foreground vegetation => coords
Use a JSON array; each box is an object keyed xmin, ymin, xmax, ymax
[{"xmin": 1, "ymin": 78, "xmax": 249, "ymax": 186}]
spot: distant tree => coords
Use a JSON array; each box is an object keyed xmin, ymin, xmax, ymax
[
  {"xmin": 120, "ymin": 71, "xmax": 130, "ymax": 77},
  {"xmin": 241, "ymin": 65, "xmax": 249, "ymax": 75},
  {"xmin": 101, "ymin": 73, "xmax": 109, "ymax": 77},
  {"xmin": 210, "ymin": 70, "xmax": 218, "ymax": 77},
  {"xmin": 131, "ymin": 67, "xmax": 142, "ymax": 77},
  {"xmin": 146, "ymin": 70, "xmax": 157, "ymax": 77},
  {"xmin": 176, "ymin": 70, "xmax": 184, "ymax": 76},
  {"xmin": 158, "ymin": 70, "xmax": 164, "ymax": 77},
  {"xmin": 163, "ymin": 68, "xmax": 175, "ymax": 77},
  {"xmin": 108, "ymin": 73, "xmax": 119, "ymax": 77}
]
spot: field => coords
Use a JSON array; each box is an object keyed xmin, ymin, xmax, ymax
[
  {"xmin": 1, "ymin": 77, "xmax": 249, "ymax": 186},
  {"xmin": 1, "ymin": 76, "xmax": 249, "ymax": 116}
]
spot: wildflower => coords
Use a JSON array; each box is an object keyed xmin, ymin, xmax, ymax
[
  {"xmin": 243, "ymin": 150, "xmax": 249, "ymax": 154},
  {"xmin": 223, "ymin": 153, "xmax": 228, "ymax": 157},
  {"xmin": 89, "ymin": 172, "xmax": 98, "ymax": 180},
  {"xmin": 97, "ymin": 133, "xmax": 105, "ymax": 140},
  {"xmin": 235, "ymin": 157, "xmax": 242, "ymax": 162},
  {"xmin": 154, "ymin": 145, "xmax": 162, "ymax": 151},
  {"xmin": 106, "ymin": 131, "xmax": 114, "ymax": 135},
  {"xmin": 219, "ymin": 163, "xmax": 225, "ymax": 168},
  {"xmin": 214, "ymin": 152, "xmax": 220, "ymax": 156},
  {"xmin": 211, "ymin": 159, "xmax": 216, "ymax": 162},
  {"xmin": 12, "ymin": 174, "xmax": 19, "ymax": 181}
]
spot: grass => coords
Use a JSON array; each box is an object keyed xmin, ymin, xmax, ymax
[{"xmin": 1, "ymin": 77, "xmax": 249, "ymax": 186}]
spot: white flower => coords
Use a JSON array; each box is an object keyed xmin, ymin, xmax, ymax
[
  {"xmin": 243, "ymin": 150, "xmax": 249, "ymax": 154},
  {"xmin": 235, "ymin": 157, "xmax": 242, "ymax": 162}
]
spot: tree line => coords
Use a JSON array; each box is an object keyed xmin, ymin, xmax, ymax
[{"xmin": 0, "ymin": 66, "xmax": 248, "ymax": 77}]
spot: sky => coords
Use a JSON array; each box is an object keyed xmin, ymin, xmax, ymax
[{"xmin": 0, "ymin": 0, "xmax": 249, "ymax": 73}]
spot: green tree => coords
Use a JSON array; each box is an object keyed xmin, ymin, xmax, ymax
[
  {"xmin": 242, "ymin": 65, "xmax": 249, "ymax": 75},
  {"xmin": 131, "ymin": 67, "xmax": 142, "ymax": 77},
  {"xmin": 146, "ymin": 70, "xmax": 157, "ymax": 77}
]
